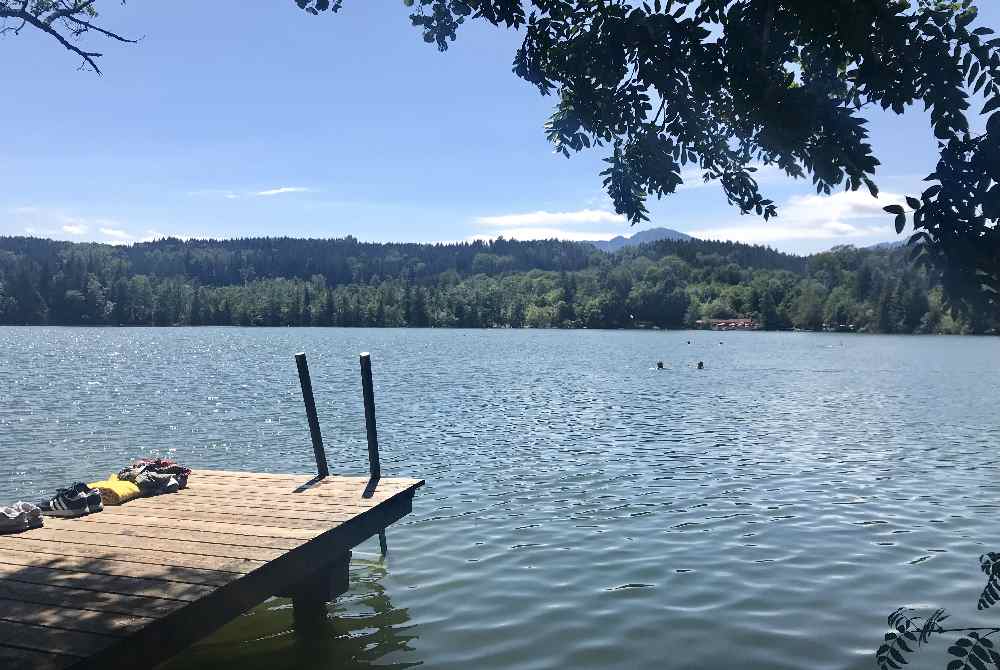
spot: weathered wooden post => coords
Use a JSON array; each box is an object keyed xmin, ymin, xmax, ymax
[
  {"xmin": 360, "ymin": 352, "xmax": 388, "ymax": 555},
  {"xmin": 295, "ymin": 352, "xmax": 330, "ymax": 478}
]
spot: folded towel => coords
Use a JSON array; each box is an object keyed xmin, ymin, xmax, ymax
[{"xmin": 88, "ymin": 475, "xmax": 141, "ymax": 506}]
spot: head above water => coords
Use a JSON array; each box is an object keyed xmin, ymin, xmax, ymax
[
  {"xmin": 656, "ymin": 361, "xmax": 664, "ymax": 369},
  {"xmin": 697, "ymin": 361, "xmax": 704, "ymax": 369}
]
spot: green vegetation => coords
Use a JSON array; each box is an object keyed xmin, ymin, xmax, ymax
[{"xmin": 0, "ymin": 236, "xmax": 993, "ymax": 333}]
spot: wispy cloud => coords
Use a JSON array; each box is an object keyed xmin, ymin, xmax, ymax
[
  {"xmin": 690, "ymin": 190, "xmax": 906, "ymax": 244},
  {"xmin": 471, "ymin": 208, "xmax": 628, "ymax": 242},
  {"xmin": 475, "ymin": 209, "xmax": 626, "ymax": 228},
  {"xmin": 255, "ymin": 186, "xmax": 311, "ymax": 197},
  {"xmin": 62, "ymin": 223, "xmax": 87, "ymax": 235},
  {"xmin": 187, "ymin": 186, "xmax": 313, "ymax": 199}
]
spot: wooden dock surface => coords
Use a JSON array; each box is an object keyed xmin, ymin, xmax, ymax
[{"xmin": 0, "ymin": 469, "xmax": 424, "ymax": 670}]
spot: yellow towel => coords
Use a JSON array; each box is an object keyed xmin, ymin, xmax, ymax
[{"xmin": 88, "ymin": 474, "xmax": 141, "ymax": 506}]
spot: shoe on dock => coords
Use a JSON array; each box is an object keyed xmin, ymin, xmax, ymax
[
  {"xmin": 0, "ymin": 501, "xmax": 43, "ymax": 533},
  {"xmin": 38, "ymin": 484, "xmax": 92, "ymax": 517}
]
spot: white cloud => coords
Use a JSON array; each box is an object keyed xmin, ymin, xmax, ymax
[
  {"xmin": 470, "ymin": 208, "xmax": 630, "ymax": 242},
  {"xmin": 690, "ymin": 190, "xmax": 906, "ymax": 244},
  {"xmin": 100, "ymin": 227, "xmax": 131, "ymax": 240},
  {"xmin": 61, "ymin": 223, "xmax": 87, "ymax": 235},
  {"xmin": 255, "ymin": 186, "xmax": 311, "ymax": 197},
  {"xmin": 474, "ymin": 209, "xmax": 626, "ymax": 228}
]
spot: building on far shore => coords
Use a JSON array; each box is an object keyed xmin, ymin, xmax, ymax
[{"xmin": 695, "ymin": 318, "xmax": 759, "ymax": 331}]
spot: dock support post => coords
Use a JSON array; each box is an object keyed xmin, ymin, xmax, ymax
[
  {"xmin": 286, "ymin": 550, "xmax": 352, "ymax": 636},
  {"xmin": 295, "ymin": 352, "xmax": 330, "ymax": 478},
  {"xmin": 360, "ymin": 352, "xmax": 388, "ymax": 555}
]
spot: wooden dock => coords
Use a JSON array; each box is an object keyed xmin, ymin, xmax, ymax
[{"xmin": 0, "ymin": 469, "xmax": 423, "ymax": 670}]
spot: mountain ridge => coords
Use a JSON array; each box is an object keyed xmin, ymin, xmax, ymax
[{"xmin": 588, "ymin": 227, "xmax": 693, "ymax": 252}]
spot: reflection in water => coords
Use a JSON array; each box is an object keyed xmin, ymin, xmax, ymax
[{"xmin": 160, "ymin": 558, "xmax": 419, "ymax": 670}]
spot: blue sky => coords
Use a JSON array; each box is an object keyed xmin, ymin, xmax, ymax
[{"xmin": 3, "ymin": 1, "xmax": 998, "ymax": 254}]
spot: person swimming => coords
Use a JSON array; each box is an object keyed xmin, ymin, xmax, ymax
[
  {"xmin": 697, "ymin": 361, "xmax": 704, "ymax": 369},
  {"xmin": 657, "ymin": 361, "xmax": 664, "ymax": 369}
]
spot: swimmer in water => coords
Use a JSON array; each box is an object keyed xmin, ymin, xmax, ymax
[
  {"xmin": 657, "ymin": 361, "xmax": 664, "ymax": 369},
  {"xmin": 697, "ymin": 361, "xmax": 704, "ymax": 369}
]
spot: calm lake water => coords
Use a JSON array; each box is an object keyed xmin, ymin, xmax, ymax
[{"xmin": 1, "ymin": 327, "xmax": 999, "ymax": 669}]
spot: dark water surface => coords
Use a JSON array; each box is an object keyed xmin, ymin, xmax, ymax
[{"xmin": 1, "ymin": 327, "xmax": 998, "ymax": 669}]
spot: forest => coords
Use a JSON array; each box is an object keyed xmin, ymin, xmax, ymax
[{"xmin": 0, "ymin": 235, "xmax": 994, "ymax": 334}]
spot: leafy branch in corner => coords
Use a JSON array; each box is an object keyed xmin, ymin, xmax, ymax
[
  {"xmin": 877, "ymin": 553, "xmax": 1000, "ymax": 670},
  {"xmin": 0, "ymin": 1, "xmax": 136, "ymax": 74}
]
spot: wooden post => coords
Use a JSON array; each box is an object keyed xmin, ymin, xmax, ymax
[
  {"xmin": 359, "ymin": 352, "xmax": 382, "ymax": 482},
  {"xmin": 295, "ymin": 352, "xmax": 329, "ymax": 478}
]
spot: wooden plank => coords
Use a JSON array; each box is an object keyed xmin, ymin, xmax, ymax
[
  {"xmin": 121, "ymin": 492, "xmax": 382, "ymax": 520},
  {"xmin": 0, "ymin": 644, "xmax": 74, "ymax": 670},
  {"xmin": 45, "ymin": 518, "xmax": 305, "ymax": 550},
  {"xmin": 0, "ymin": 563, "xmax": 215, "ymax": 601},
  {"xmin": 189, "ymin": 469, "xmax": 421, "ymax": 489},
  {"xmin": 0, "ymin": 599, "xmax": 153, "ymax": 636},
  {"xmin": 17, "ymin": 527, "xmax": 287, "ymax": 562},
  {"xmin": 186, "ymin": 474, "xmax": 420, "ymax": 495},
  {"xmin": 91, "ymin": 506, "xmax": 354, "ymax": 531},
  {"xmin": 133, "ymin": 490, "xmax": 385, "ymax": 511},
  {"xmin": 0, "ymin": 550, "xmax": 239, "ymax": 588},
  {"xmin": 106, "ymin": 499, "xmax": 372, "ymax": 525},
  {"xmin": 0, "ymin": 578, "xmax": 184, "ymax": 618},
  {"xmin": 0, "ymin": 537, "xmax": 265, "ymax": 574},
  {"xmin": 178, "ymin": 483, "xmax": 413, "ymax": 506},
  {"xmin": 191, "ymin": 469, "xmax": 367, "ymax": 483},
  {"xmin": 73, "ymin": 511, "xmax": 326, "ymax": 540},
  {"xmin": 0, "ymin": 620, "xmax": 114, "ymax": 657},
  {"xmin": 189, "ymin": 471, "xmax": 423, "ymax": 495},
  {"xmin": 166, "ymin": 488, "xmax": 404, "ymax": 512}
]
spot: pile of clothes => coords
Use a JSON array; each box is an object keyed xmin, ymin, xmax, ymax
[
  {"xmin": 116, "ymin": 458, "xmax": 191, "ymax": 497},
  {"xmin": 1, "ymin": 457, "xmax": 193, "ymax": 533}
]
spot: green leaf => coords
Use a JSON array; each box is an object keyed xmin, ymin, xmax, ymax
[
  {"xmin": 884, "ymin": 205, "xmax": 905, "ymax": 215},
  {"xmin": 906, "ymin": 196, "xmax": 921, "ymax": 210},
  {"xmin": 895, "ymin": 214, "xmax": 906, "ymax": 234}
]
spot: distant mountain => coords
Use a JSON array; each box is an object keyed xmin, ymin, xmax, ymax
[{"xmin": 588, "ymin": 227, "xmax": 693, "ymax": 252}]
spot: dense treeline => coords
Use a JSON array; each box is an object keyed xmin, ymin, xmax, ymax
[{"xmin": 0, "ymin": 236, "xmax": 994, "ymax": 333}]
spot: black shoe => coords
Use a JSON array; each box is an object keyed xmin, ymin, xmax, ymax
[
  {"xmin": 70, "ymin": 482, "xmax": 104, "ymax": 514},
  {"xmin": 38, "ymin": 486, "xmax": 89, "ymax": 517}
]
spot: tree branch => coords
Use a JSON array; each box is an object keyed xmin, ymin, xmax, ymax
[
  {"xmin": 64, "ymin": 14, "xmax": 136, "ymax": 43},
  {"xmin": 0, "ymin": 1, "xmax": 137, "ymax": 75},
  {"xmin": 0, "ymin": 8, "xmax": 105, "ymax": 73}
]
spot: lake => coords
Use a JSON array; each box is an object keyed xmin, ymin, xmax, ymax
[{"xmin": 1, "ymin": 327, "xmax": 998, "ymax": 669}]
